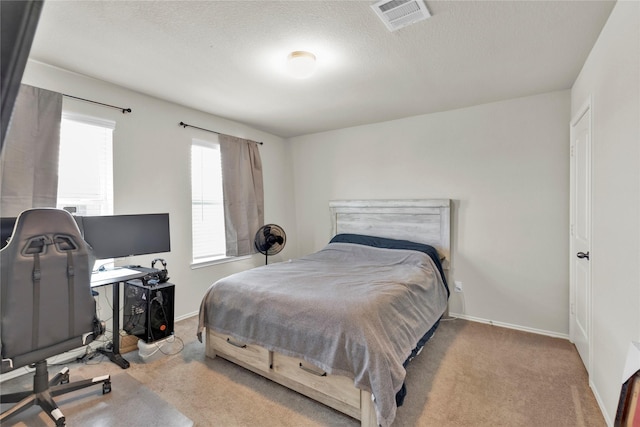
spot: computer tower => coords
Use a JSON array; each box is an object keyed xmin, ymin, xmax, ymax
[{"xmin": 123, "ymin": 280, "xmax": 174, "ymax": 343}]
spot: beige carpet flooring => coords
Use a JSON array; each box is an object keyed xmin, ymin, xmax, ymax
[{"xmin": 1, "ymin": 316, "xmax": 605, "ymax": 426}]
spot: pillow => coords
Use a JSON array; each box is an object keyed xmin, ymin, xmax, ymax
[{"xmin": 329, "ymin": 233, "xmax": 449, "ymax": 295}]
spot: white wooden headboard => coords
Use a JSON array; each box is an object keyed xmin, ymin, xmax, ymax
[{"xmin": 329, "ymin": 199, "xmax": 451, "ymax": 269}]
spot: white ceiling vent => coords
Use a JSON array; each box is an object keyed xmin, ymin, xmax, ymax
[{"xmin": 371, "ymin": 0, "xmax": 431, "ymax": 32}]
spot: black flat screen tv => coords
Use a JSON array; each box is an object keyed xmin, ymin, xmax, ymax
[
  {"xmin": 1, "ymin": 215, "xmax": 84, "ymax": 249},
  {"xmin": 1, "ymin": 217, "xmax": 17, "ymax": 249},
  {"xmin": 82, "ymin": 213, "xmax": 171, "ymax": 259}
]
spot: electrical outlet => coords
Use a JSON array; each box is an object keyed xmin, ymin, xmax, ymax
[{"xmin": 454, "ymin": 281, "xmax": 463, "ymax": 292}]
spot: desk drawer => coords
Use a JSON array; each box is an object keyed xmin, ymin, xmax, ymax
[
  {"xmin": 207, "ymin": 330, "xmax": 269, "ymax": 372},
  {"xmin": 271, "ymin": 353, "xmax": 360, "ymax": 411}
]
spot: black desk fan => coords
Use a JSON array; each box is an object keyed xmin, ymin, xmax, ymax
[{"xmin": 254, "ymin": 224, "xmax": 286, "ymax": 265}]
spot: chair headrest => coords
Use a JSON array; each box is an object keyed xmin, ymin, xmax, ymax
[
  {"xmin": 1, "ymin": 208, "xmax": 92, "ymax": 268},
  {"xmin": 9, "ymin": 208, "xmax": 82, "ymax": 244}
]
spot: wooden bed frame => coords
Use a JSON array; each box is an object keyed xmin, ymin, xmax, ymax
[{"xmin": 205, "ymin": 199, "xmax": 451, "ymax": 426}]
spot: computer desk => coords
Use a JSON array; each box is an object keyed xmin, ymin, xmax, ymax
[{"xmin": 91, "ymin": 268, "xmax": 147, "ymax": 369}]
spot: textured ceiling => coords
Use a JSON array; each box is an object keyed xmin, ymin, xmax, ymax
[{"xmin": 29, "ymin": 0, "xmax": 615, "ymax": 138}]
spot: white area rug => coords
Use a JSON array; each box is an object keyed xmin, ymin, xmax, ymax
[{"xmin": 1, "ymin": 371, "xmax": 193, "ymax": 427}]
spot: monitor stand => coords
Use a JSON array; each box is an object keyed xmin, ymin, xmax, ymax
[
  {"xmin": 96, "ymin": 347, "xmax": 130, "ymax": 369},
  {"xmin": 91, "ymin": 267, "xmax": 146, "ymax": 369}
]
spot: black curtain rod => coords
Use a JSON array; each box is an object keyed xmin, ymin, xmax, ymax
[
  {"xmin": 179, "ymin": 121, "xmax": 263, "ymax": 145},
  {"xmin": 63, "ymin": 94, "xmax": 132, "ymax": 114}
]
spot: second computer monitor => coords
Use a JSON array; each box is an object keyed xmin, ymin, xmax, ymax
[{"xmin": 82, "ymin": 213, "xmax": 170, "ymax": 259}]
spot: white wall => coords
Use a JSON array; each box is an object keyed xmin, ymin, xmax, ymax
[
  {"xmin": 570, "ymin": 1, "xmax": 640, "ymax": 424},
  {"xmin": 21, "ymin": 60, "xmax": 298, "ymax": 320},
  {"xmin": 289, "ymin": 90, "xmax": 571, "ymax": 337}
]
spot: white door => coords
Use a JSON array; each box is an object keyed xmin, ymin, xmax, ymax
[{"xmin": 570, "ymin": 102, "xmax": 592, "ymax": 372}]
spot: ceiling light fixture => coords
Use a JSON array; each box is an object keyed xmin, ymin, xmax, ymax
[{"xmin": 286, "ymin": 51, "xmax": 316, "ymax": 79}]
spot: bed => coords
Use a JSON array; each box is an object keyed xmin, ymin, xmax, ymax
[{"xmin": 197, "ymin": 199, "xmax": 450, "ymax": 427}]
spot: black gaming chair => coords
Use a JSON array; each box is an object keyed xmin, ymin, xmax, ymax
[{"xmin": 0, "ymin": 208, "xmax": 111, "ymax": 426}]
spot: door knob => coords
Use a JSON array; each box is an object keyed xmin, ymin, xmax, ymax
[{"xmin": 577, "ymin": 251, "xmax": 590, "ymax": 260}]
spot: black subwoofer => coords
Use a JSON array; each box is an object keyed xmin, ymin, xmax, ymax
[{"xmin": 123, "ymin": 280, "xmax": 174, "ymax": 343}]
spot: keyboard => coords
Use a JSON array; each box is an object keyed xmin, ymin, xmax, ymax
[{"xmin": 91, "ymin": 267, "xmax": 144, "ymax": 285}]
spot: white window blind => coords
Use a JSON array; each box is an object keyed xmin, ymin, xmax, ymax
[
  {"xmin": 191, "ymin": 139, "xmax": 226, "ymax": 262},
  {"xmin": 56, "ymin": 114, "xmax": 114, "ymax": 216}
]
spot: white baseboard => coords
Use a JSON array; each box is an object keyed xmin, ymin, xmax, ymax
[
  {"xmin": 0, "ymin": 364, "xmax": 33, "ymax": 382},
  {"xmin": 590, "ymin": 378, "xmax": 614, "ymax": 427},
  {"xmin": 448, "ymin": 312, "xmax": 570, "ymax": 340},
  {"xmin": 0, "ymin": 331, "xmax": 115, "ymax": 383},
  {"xmin": 2, "ymin": 312, "xmax": 199, "ymax": 384},
  {"xmin": 0, "ymin": 343, "xmax": 100, "ymax": 383},
  {"xmin": 450, "ymin": 313, "xmax": 616, "ymax": 426},
  {"xmin": 176, "ymin": 311, "xmax": 198, "ymax": 322}
]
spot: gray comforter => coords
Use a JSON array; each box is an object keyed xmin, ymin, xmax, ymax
[{"xmin": 197, "ymin": 242, "xmax": 448, "ymax": 426}]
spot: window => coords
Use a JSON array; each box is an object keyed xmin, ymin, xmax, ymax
[
  {"xmin": 191, "ymin": 139, "xmax": 226, "ymax": 263},
  {"xmin": 56, "ymin": 114, "xmax": 114, "ymax": 216}
]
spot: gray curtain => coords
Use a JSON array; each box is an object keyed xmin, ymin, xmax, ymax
[
  {"xmin": 0, "ymin": 85, "xmax": 62, "ymax": 216},
  {"xmin": 219, "ymin": 134, "xmax": 264, "ymax": 257}
]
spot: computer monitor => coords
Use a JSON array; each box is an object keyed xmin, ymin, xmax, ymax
[
  {"xmin": 82, "ymin": 213, "xmax": 170, "ymax": 259},
  {"xmin": 1, "ymin": 214, "xmax": 84, "ymax": 249},
  {"xmin": 0, "ymin": 216, "xmax": 82, "ymax": 249},
  {"xmin": 1, "ymin": 217, "xmax": 17, "ymax": 249}
]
